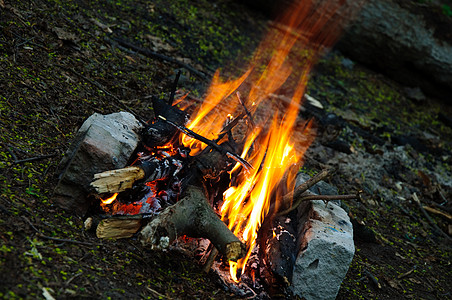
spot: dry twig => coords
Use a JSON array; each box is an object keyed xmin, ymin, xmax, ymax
[{"xmin": 412, "ymin": 193, "xmax": 452, "ymax": 242}]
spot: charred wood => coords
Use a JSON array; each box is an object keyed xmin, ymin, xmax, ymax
[
  {"xmin": 262, "ymin": 215, "xmax": 297, "ymax": 297},
  {"xmin": 194, "ymin": 143, "xmax": 235, "ymax": 179},
  {"xmin": 142, "ymin": 97, "xmax": 189, "ymax": 147}
]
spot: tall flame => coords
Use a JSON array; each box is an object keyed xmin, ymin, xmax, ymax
[{"xmin": 180, "ymin": 0, "xmax": 359, "ymax": 280}]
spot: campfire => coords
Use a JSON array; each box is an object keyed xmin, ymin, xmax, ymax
[{"xmin": 54, "ymin": 0, "xmax": 361, "ymax": 297}]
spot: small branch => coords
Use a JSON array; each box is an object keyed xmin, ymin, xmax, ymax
[
  {"xmin": 280, "ymin": 169, "xmax": 331, "ymax": 210},
  {"xmin": 65, "ymin": 272, "xmax": 83, "ymax": 286},
  {"xmin": 236, "ymin": 92, "xmax": 255, "ymax": 127},
  {"xmin": 432, "ymin": 201, "xmax": 452, "ymax": 215},
  {"xmin": 6, "ymin": 146, "xmax": 18, "ymax": 161},
  {"xmin": 363, "ymin": 269, "xmax": 381, "ymax": 289},
  {"xmin": 146, "ymin": 287, "xmax": 167, "ymax": 299},
  {"xmin": 38, "ymin": 232, "xmax": 98, "ymax": 246},
  {"xmin": 397, "ymin": 268, "xmax": 415, "ymax": 279},
  {"xmin": 218, "ymin": 112, "xmax": 246, "ymax": 137},
  {"xmin": 423, "ymin": 206, "xmax": 452, "ymax": 221},
  {"xmin": 158, "ymin": 115, "xmax": 252, "ymax": 171},
  {"xmin": 197, "ymin": 112, "xmax": 246, "ymax": 160},
  {"xmin": 13, "ymin": 153, "xmax": 57, "ymax": 164}
]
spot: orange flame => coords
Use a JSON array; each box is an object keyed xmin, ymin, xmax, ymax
[
  {"xmin": 177, "ymin": 0, "xmax": 356, "ymax": 281},
  {"xmin": 181, "ymin": 69, "xmax": 252, "ymax": 155}
]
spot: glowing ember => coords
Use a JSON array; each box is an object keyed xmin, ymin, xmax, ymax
[
  {"xmin": 177, "ymin": 0, "xmax": 354, "ymax": 281},
  {"xmin": 101, "ymin": 193, "xmax": 118, "ymax": 205}
]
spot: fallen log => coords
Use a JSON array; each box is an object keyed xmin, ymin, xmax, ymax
[{"xmin": 140, "ymin": 185, "xmax": 246, "ymax": 262}]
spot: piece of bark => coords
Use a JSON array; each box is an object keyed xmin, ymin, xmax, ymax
[
  {"xmin": 140, "ymin": 185, "xmax": 246, "ymax": 262},
  {"xmin": 96, "ymin": 215, "xmax": 143, "ymax": 239}
]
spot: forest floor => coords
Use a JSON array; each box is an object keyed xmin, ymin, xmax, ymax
[{"xmin": 1, "ymin": 0, "xmax": 451, "ymax": 299}]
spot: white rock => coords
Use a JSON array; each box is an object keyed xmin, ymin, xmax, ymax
[{"xmin": 291, "ymin": 200, "xmax": 354, "ymax": 300}]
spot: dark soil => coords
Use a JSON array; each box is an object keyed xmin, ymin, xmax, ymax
[{"xmin": 1, "ymin": 0, "xmax": 451, "ymax": 299}]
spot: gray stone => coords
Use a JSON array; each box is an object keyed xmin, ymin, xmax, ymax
[
  {"xmin": 291, "ymin": 200, "xmax": 354, "ymax": 300},
  {"xmin": 53, "ymin": 112, "xmax": 143, "ymax": 215}
]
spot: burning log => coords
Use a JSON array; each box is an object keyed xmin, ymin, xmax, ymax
[
  {"xmin": 140, "ymin": 185, "xmax": 246, "ymax": 262},
  {"xmin": 90, "ymin": 137, "xmax": 245, "ymax": 260},
  {"xmin": 91, "ymin": 166, "xmax": 145, "ymax": 194},
  {"xmin": 91, "ymin": 156, "xmax": 184, "ymax": 194}
]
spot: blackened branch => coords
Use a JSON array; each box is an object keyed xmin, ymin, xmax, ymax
[
  {"xmin": 218, "ymin": 112, "xmax": 246, "ymax": 137},
  {"xmin": 236, "ymin": 91, "xmax": 255, "ymax": 127},
  {"xmin": 158, "ymin": 115, "xmax": 252, "ymax": 171},
  {"xmin": 168, "ymin": 70, "xmax": 181, "ymax": 105}
]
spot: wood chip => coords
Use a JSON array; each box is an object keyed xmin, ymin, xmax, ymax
[{"xmin": 96, "ymin": 217, "xmax": 142, "ymax": 239}]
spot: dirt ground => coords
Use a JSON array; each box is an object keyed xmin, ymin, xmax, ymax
[{"xmin": 1, "ymin": 0, "xmax": 451, "ymax": 299}]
